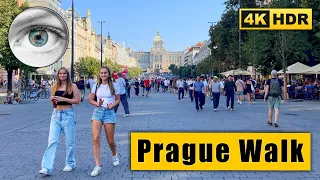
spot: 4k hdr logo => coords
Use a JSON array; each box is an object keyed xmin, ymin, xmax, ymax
[{"xmin": 239, "ymin": 8, "xmax": 312, "ymax": 30}]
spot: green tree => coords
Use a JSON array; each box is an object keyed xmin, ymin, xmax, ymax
[
  {"xmin": 127, "ymin": 67, "xmax": 143, "ymax": 78},
  {"xmin": 75, "ymin": 57, "xmax": 100, "ymax": 78},
  {"xmin": 243, "ymin": 31, "xmax": 276, "ymax": 76},
  {"xmin": 103, "ymin": 59, "xmax": 121, "ymax": 73},
  {"xmin": 102, "ymin": 59, "xmax": 142, "ymax": 79},
  {"xmin": 177, "ymin": 65, "xmax": 195, "ymax": 78},
  {"xmin": 0, "ymin": 0, "xmax": 36, "ymax": 91},
  {"xmin": 168, "ymin": 64, "xmax": 178, "ymax": 74},
  {"xmin": 273, "ymin": 30, "xmax": 310, "ymax": 99},
  {"xmin": 208, "ymin": 9, "xmax": 239, "ymax": 73},
  {"xmin": 302, "ymin": 0, "xmax": 320, "ymax": 62},
  {"xmin": 267, "ymin": 0, "xmax": 311, "ymax": 99},
  {"xmin": 196, "ymin": 56, "xmax": 212, "ymax": 75}
]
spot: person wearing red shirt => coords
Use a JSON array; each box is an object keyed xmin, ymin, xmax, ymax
[{"xmin": 144, "ymin": 77, "xmax": 151, "ymax": 97}]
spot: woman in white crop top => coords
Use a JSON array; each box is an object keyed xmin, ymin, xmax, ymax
[{"xmin": 89, "ymin": 67, "xmax": 120, "ymax": 177}]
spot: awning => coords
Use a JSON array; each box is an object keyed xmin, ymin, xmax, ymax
[
  {"xmin": 301, "ymin": 63, "xmax": 320, "ymax": 74},
  {"xmin": 278, "ymin": 62, "xmax": 310, "ymax": 74}
]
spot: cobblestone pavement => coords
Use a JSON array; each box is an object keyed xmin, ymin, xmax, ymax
[{"xmin": 0, "ymin": 91, "xmax": 320, "ymax": 180}]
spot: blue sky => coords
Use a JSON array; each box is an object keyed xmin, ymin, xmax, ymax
[{"xmin": 61, "ymin": 0, "xmax": 225, "ymax": 52}]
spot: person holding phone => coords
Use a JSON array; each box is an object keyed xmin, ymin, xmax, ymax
[
  {"xmin": 89, "ymin": 67, "xmax": 121, "ymax": 177},
  {"xmin": 39, "ymin": 67, "xmax": 80, "ymax": 176}
]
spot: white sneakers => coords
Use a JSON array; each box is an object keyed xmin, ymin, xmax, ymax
[
  {"xmin": 90, "ymin": 166, "xmax": 101, "ymax": 177},
  {"xmin": 39, "ymin": 165, "xmax": 73, "ymax": 176},
  {"xmin": 63, "ymin": 165, "xmax": 73, "ymax": 172},
  {"xmin": 214, "ymin": 108, "xmax": 219, "ymax": 112},
  {"xmin": 226, "ymin": 107, "xmax": 234, "ymax": 111},
  {"xmin": 124, "ymin": 114, "xmax": 129, "ymax": 117},
  {"xmin": 90, "ymin": 154, "xmax": 120, "ymax": 177},
  {"xmin": 39, "ymin": 168, "xmax": 49, "ymax": 176},
  {"xmin": 112, "ymin": 154, "xmax": 120, "ymax": 166}
]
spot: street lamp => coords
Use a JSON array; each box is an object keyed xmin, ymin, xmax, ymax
[
  {"xmin": 71, "ymin": 0, "xmax": 75, "ymax": 82},
  {"xmin": 239, "ymin": 0, "xmax": 242, "ymax": 70},
  {"xmin": 97, "ymin": 21, "xmax": 105, "ymax": 67},
  {"xmin": 208, "ymin": 22, "xmax": 216, "ymax": 77}
]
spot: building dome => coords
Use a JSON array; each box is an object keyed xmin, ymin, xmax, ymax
[{"xmin": 153, "ymin": 31, "xmax": 163, "ymax": 44}]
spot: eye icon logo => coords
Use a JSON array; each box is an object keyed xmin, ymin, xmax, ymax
[{"xmin": 8, "ymin": 6, "xmax": 69, "ymax": 68}]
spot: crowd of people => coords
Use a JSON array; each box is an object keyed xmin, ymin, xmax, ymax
[
  {"xmin": 4, "ymin": 66, "xmax": 308, "ymax": 177},
  {"xmin": 124, "ymin": 71, "xmax": 287, "ymax": 129}
]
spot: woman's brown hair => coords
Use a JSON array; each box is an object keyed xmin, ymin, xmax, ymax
[
  {"xmin": 97, "ymin": 66, "xmax": 115, "ymax": 95},
  {"xmin": 51, "ymin": 67, "xmax": 73, "ymax": 95}
]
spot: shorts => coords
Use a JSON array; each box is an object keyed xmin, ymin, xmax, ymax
[
  {"xmin": 267, "ymin": 96, "xmax": 281, "ymax": 109},
  {"xmin": 237, "ymin": 91, "xmax": 243, "ymax": 96},
  {"xmin": 91, "ymin": 107, "xmax": 116, "ymax": 124},
  {"xmin": 146, "ymin": 87, "xmax": 151, "ymax": 91}
]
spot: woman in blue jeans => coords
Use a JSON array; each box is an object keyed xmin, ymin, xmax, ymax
[
  {"xmin": 39, "ymin": 67, "xmax": 80, "ymax": 176},
  {"xmin": 89, "ymin": 67, "xmax": 121, "ymax": 177}
]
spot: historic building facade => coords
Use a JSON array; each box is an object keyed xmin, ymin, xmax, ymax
[
  {"xmin": 105, "ymin": 34, "xmax": 138, "ymax": 67},
  {"xmin": 129, "ymin": 31, "xmax": 182, "ymax": 73},
  {"xmin": 193, "ymin": 40, "xmax": 211, "ymax": 65}
]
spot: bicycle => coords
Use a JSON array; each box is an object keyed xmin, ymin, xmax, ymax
[{"xmin": 38, "ymin": 87, "xmax": 50, "ymax": 99}]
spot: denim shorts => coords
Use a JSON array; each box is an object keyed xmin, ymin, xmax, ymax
[
  {"xmin": 91, "ymin": 107, "xmax": 116, "ymax": 124},
  {"xmin": 268, "ymin": 96, "xmax": 281, "ymax": 109},
  {"xmin": 237, "ymin": 91, "xmax": 243, "ymax": 96}
]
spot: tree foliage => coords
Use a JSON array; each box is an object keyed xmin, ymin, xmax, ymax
[
  {"xmin": 74, "ymin": 57, "xmax": 142, "ymax": 80},
  {"xmin": 0, "ymin": 0, "xmax": 37, "ymax": 91},
  {"xmin": 176, "ymin": 65, "xmax": 196, "ymax": 78},
  {"xmin": 103, "ymin": 59, "xmax": 142, "ymax": 79},
  {"xmin": 75, "ymin": 57, "xmax": 100, "ymax": 78},
  {"xmin": 168, "ymin": 64, "xmax": 178, "ymax": 74},
  {"xmin": 208, "ymin": 0, "xmax": 319, "ymax": 81}
]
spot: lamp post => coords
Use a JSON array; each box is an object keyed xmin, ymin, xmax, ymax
[
  {"xmin": 81, "ymin": 58, "xmax": 84, "ymax": 77},
  {"xmin": 97, "ymin": 21, "xmax": 105, "ymax": 67},
  {"xmin": 208, "ymin": 22, "xmax": 216, "ymax": 77},
  {"xmin": 239, "ymin": 0, "xmax": 242, "ymax": 70},
  {"xmin": 71, "ymin": 0, "xmax": 75, "ymax": 82}
]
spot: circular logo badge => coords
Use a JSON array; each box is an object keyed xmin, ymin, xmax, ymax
[{"xmin": 8, "ymin": 6, "xmax": 69, "ymax": 67}]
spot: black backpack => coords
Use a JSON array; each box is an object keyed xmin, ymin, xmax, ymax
[{"xmin": 269, "ymin": 79, "xmax": 281, "ymax": 97}]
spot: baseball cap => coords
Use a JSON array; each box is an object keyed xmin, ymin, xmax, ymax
[{"xmin": 213, "ymin": 76, "xmax": 218, "ymax": 79}]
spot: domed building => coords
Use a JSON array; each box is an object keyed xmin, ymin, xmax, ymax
[
  {"xmin": 129, "ymin": 31, "xmax": 182, "ymax": 73},
  {"xmin": 152, "ymin": 31, "xmax": 164, "ymax": 49}
]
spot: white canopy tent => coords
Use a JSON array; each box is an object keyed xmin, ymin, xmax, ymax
[
  {"xmin": 302, "ymin": 63, "xmax": 320, "ymax": 74},
  {"xmin": 220, "ymin": 69, "xmax": 254, "ymax": 76},
  {"xmin": 301, "ymin": 63, "xmax": 320, "ymax": 79},
  {"xmin": 278, "ymin": 62, "xmax": 310, "ymax": 74}
]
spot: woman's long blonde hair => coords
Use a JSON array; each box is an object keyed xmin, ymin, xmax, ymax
[
  {"xmin": 97, "ymin": 66, "xmax": 115, "ymax": 95},
  {"xmin": 52, "ymin": 67, "xmax": 73, "ymax": 95}
]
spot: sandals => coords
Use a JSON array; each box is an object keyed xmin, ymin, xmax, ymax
[{"xmin": 268, "ymin": 121, "xmax": 279, "ymax": 127}]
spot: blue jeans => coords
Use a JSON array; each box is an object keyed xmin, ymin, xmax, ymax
[
  {"xmin": 189, "ymin": 90, "xmax": 194, "ymax": 101},
  {"xmin": 213, "ymin": 92, "xmax": 220, "ymax": 109},
  {"xmin": 41, "ymin": 108, "xmax": 76, "ymax": 173},
  {"xmin": 178, "ymin": 87, "xmax": 184, "ymax": 100},
  {"xmin": 114, "ymin": 94, "xmax": 130, "ymax": 114},
  {"xmin": 194, "ymin": 91, "xmax": 203, "ymax": 110}
]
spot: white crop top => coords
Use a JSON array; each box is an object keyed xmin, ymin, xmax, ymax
[{"xmin": 91, "ymin": 83, "xmax": 120, "ymax": 108}]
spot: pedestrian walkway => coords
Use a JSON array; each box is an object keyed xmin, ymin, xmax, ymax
[{"xmin": 0, "ymin": 91, "xmax": 320, "ymax": 179}]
